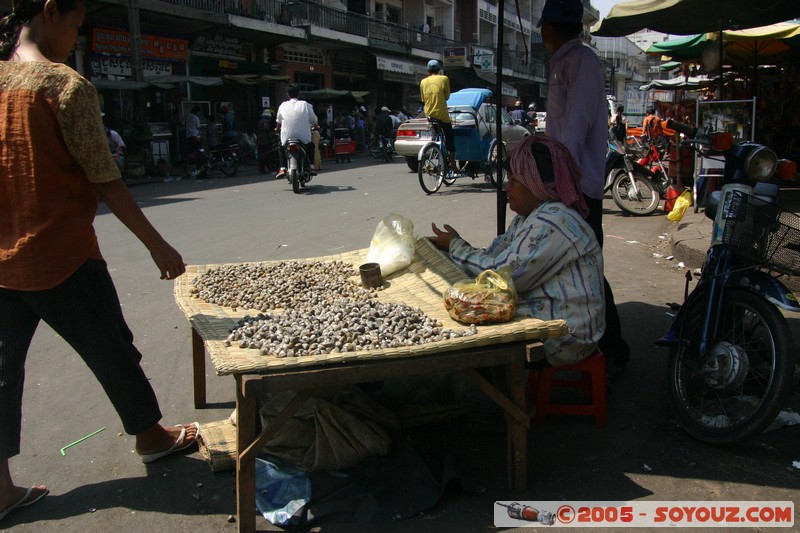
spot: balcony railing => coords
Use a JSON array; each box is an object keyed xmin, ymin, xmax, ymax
[
  {"xmin": 154, "ymin": 0, "xmax": 542, "ymax": 80},
  {"xmin": 502, "ymin": 50, "xmax": 547, "ymax": 80}
]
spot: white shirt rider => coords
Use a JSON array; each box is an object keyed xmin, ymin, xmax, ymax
[{"xmin": 276, "ymin": 98, "xmax": 317, "ymax": 145}]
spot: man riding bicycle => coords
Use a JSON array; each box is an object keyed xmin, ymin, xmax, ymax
[
  {"xmin": 275, "ymin": 84, "xmax": 318, "ymax": 178},
  {"xmin": 420, "ymin": 59, "xmax": 456, "ymax": 169}
]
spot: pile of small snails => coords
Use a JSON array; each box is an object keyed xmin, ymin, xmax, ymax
[
  {"xmin": 226, "ymin": 299, "xmax": 478, "ymax": 357},
  {"xmin": 190, "ymin": 260, "xmax": 374, "ymax": 311}
]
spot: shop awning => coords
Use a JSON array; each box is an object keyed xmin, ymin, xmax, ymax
[
  {"xmin": 301, "ymin": 89, "xmax": 371, "ymax": 103},
  {"xmin": 639, "ymin": 75, "xmax": 708, "ymax": 90},
  {"xmin": 374, "ymin": 54, "xmax": 415, "ymax": 75},
  {"xmin": 222, "ymin": 74, "xmax": 291, "ymax": 85}
]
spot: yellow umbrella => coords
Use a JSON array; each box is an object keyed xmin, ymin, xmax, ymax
[{"xmin": 708, "ymin": 22, "xmax": 800, "ymax": 65}]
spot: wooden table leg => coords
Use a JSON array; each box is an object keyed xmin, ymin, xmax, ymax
[
  {"xmin": 505, "ymin": 359, "xmax": 528, "ymax": 492},
  {"xmin": 236, "ymin": 375, "xmax": 257, "ymax": 533},
  {"xmin": 192, "ymin": 326, "xmax": 206, "ymax": 409}
]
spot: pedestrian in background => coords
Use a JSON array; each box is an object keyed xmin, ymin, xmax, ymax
[
  {"xmin": 540, "ymin": 0, "xmax": 630, "ymax": 377},
  {"xmin": 0, "ymin": 0, "xmax": 199, "ymax": 522},
  {"xmin": 206, "ymin": 113, "xmax": 220, "ymax": 150},
  {"xmin": 256, "ymin": 109, "xmax": 274, "ymax": 174}
]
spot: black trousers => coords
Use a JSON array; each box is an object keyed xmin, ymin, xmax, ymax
[
  {"xmin": 0, "ymin": 260, "xmax": 162, "ymax": 459},
  {"xmin": 584, "ymin": 195, "xmax": 631, "ymax": 367}
]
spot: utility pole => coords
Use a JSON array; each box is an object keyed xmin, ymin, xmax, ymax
[{"xmin": 496, "ymin": 0, "xmax": 506, "ymax": 235}]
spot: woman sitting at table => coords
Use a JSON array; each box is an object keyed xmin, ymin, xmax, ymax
[{"xmin": 428, "ymin": 135, "xmax": 605, "ymax": 366}]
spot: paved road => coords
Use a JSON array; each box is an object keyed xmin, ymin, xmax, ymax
[{"xmin": 6, "ymin": 156, "xmax": 799, "ymax": 532}]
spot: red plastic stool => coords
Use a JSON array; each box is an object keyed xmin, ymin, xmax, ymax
[{"xmin": 527, "ymin": 349, "xmax": 607, "ymax": 426}]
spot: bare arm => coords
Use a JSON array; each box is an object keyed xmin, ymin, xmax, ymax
[
  {"xmin": 428, "ymin": 222, "xmax": 461, "ymax": 251},
  {"xmin": 93, "ymin": 180, "xmax": 186, "ymax": 280}
]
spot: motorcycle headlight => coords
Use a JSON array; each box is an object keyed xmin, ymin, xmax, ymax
[{"xmin": 744, "ymin": 146, "xmax": 777, "ymax": 182}]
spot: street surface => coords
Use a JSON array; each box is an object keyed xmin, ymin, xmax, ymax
[{"xmin": 5, "ymin": 155, "xmax": 799, "ymax": 532}]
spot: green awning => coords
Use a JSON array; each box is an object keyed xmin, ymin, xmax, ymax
[
  {"xmin": 646, "ymin": 34, "xmax": 709, "ymax": 61},
  {"xmin": 659, "ymin": 61, "xmax": 683, "ymax": 71}
]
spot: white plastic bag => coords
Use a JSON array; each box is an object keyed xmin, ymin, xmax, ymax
[{"xmin": 366, "ymin": 213, "xmax": 416, "ymax": 276}]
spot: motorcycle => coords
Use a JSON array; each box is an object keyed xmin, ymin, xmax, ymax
[
  {"xmin": 284, "ymin": 138, "xmax": 313, "ymax": 193},
  {"xmin": 184, "ymin": 142, "xmax": 239, "ymax": 179},
  {"xmin": 637, "ymin": 135, "xmax": 672, "ymax": 195},
  {"xmin": 369, "ymin": 134, "xmax": 394, "ymax": 163},
  {"xmin": 657, "ymin": 119, "xmax": 799, "ymax": 445},
  {"xmin": 604, "ymin": 133, "xmax": 665, "ymax": 215}
]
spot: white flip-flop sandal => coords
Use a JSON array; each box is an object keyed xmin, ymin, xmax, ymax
[
  {"xmin": 0, "ymin": 486, "xmax": 49, "ymax": 522},
  {"xmin": 139, "ymin": 422, "xmax": 200, "ymax": 464}
]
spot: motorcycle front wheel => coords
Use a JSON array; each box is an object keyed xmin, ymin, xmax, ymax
[
  {"xmin": 669, "ymin": 289, "xmax": 795, "ymax": 445},
  {"xmin": 610, "ymin": 170, "xmax": 661, "ymax": 215},
  {"xmin": 382, "ymin": 142, "xmax": 393, "ymax": 163},
  {"xmin": 418, "ymin": 144, "xmax": 444, "ymax": 194},
  {"xmin": 369, "ymin": 138, "xmax": 381, "ymax": 159}
]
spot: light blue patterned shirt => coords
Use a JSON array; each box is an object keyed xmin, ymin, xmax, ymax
[{"xmin": 448, "ymin": 201, "xmax": 605, "ymax": 365}]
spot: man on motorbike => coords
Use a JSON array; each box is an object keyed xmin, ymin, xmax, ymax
[
  {"xmin": 374, "ymin": 107, "xmax": 394, "ymax": 148},
  {"xmin": 275, "ymin": 84, "xmax": 318, "ymax": 179}
]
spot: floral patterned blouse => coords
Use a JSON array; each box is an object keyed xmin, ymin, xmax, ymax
[{"xmin": 448, "ymin": 201, "xmax": 606, "ymax": 366}]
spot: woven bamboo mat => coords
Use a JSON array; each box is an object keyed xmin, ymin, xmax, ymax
[
  {"xmin": 196, "ymin": 419, "xmax": 236, "ymax": 473},
  {"xmin": 174, "ymin": 238, "xmax": 568, "ymax": 375}
]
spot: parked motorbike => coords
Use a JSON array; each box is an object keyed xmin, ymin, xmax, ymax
[
  {"xmin": 637, "ymin": 135, "xmax": 672, "ymax": 195},
  {"xmin": 657, "ymin": 119, "xmax": 799, "ymax": 445},
  {"xmin": 184, "ymin": 142, "xmax": 239, "ymax": 179},
  {"xmin": 604, "ymin": 134, "xmax": 664, "ymax": 215},
  {"xmin": 284, "ymin": 138, "xmax": 313, "ymax": 193}
]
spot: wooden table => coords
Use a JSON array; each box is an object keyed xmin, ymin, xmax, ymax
[{"xmin": 174, "ymin": 241, "xmax": 566, "ymax": 533}]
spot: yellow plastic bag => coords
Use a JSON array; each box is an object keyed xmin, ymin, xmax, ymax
[
  {"xmin": 667, "ymin": 189, "xmax": 693, "ymax": 222},
  {"xmin": 443, "ymin": 268, "xmax": 517, "ymax": 325}
]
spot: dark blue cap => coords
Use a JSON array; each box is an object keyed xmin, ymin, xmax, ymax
[{"xmin": 538, "ymin": 0, "xmax": 584, "ymax": 27}]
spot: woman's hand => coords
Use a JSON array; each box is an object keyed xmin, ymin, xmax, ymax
[{"xmin": 429, "ymin": 223, "xmax": 460, "ymax": 251}]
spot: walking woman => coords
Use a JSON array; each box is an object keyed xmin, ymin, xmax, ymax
[{"xmin": 0, "ymin": 0, "xmax": 199, "ymax": 522}]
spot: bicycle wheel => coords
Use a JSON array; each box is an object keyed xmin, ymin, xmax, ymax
[
  {"xmin": 669, "ymin": 289, "xmax": 795, "ymax": 445},
  {"xmin": 484, "ymin": 141, "xmax": 506, "ymax": 187},
  {"xmin": 418, "ymin": 144, "xmax": 444, "ymax": 194},
  {"xmin": 611, "ymin": 170, "xmax": 660, "ymax": 215}
]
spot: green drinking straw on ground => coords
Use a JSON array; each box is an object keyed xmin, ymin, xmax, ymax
[{"xmin": 60, "ymin": 427, "xmax": 106, "ymax": 456}]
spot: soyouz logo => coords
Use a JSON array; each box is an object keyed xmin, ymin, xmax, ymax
[{"xmin": 494, "ymin": 501, "xmax": 794, "ymax": 528}]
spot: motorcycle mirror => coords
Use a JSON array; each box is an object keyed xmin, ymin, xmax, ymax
[
  {"xmin": 710, "ymin": 132, "xmax": 734, "ymax": 152},
  {"xmin": 776, "ymin": 159, "xmax": 797, "ymax": 180}
]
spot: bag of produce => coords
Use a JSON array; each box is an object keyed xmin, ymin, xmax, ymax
[{"xmin": 444, "ymin": 268, "xmax": 517, "ymax": 325}]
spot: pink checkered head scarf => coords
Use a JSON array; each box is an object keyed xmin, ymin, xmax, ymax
[{"xmin": 507, "ymin": 134, "xmax": 589, "ymax": 219}]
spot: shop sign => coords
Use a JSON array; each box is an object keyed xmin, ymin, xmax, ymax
[
  {"xmin": 444, "ymin": 47, "xmax": 466, "ymax": 68},
  {"xmin": 89, "ymin": 55, "xmax": 173, "ymax": 77},
  {"xmin": 625, "ymin": 82, "xmax": 647, "ymax": 116},
  {"xmin": 501, "ymin": 83, "xmax": 518, "ymax": 98},
  {"xmin": 375, "ymin": 54, "xmax": 415, "ymax": 75},
  {"xmin": 91, "ymin": 27, "xmax": 188, "ymax": 61},
  {"xmin": 193, "ymin": 33, "xmax": 249, "ymax": 60},
  {"xmin": 473, "ymin": 48, "xmax": 494, "ymax": 71}
]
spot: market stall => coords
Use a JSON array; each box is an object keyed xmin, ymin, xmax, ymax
[{"xmin": 174, "ymin": 237, "xmax": 568, "ymax": 532}]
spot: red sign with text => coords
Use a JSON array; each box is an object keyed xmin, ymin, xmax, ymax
[{"xmin": 91, "ymin": 27, "xmax": 189, "ymax": 61}]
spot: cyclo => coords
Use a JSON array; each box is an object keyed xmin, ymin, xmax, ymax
[{"xmin": 417, "ymin": 88, "xmax": 505, "ymax": 194}]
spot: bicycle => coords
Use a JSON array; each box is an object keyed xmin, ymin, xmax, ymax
[
  {"xmin": 417, "ymin": 116, "xmax": 502, "ymax": 195},
  {"xmin": 417, "ymin": 119, "xmax": 457, "ymax": 194}
]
